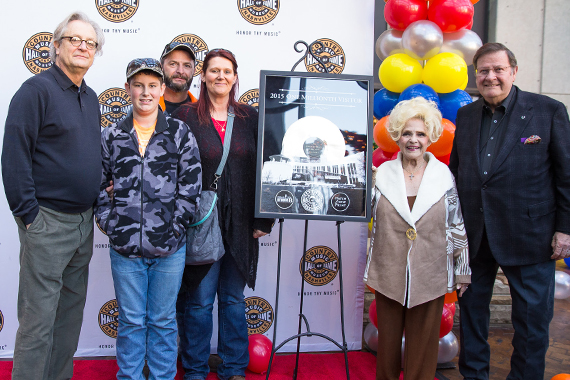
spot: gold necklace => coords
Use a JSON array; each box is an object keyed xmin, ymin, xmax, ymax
[
  {"xmin": 213, "ymin": 118, "xmax": 226, "ymax": 132},
  {"xmin": 403, "ymin": 161, "xmax": 425, "ymax": 180}
]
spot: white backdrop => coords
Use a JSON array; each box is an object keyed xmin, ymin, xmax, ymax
[{"xmin": 0, "ymin": 0, "xmax": 374, "ymax": 357}]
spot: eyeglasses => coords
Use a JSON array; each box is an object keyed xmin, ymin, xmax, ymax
[
  {"xmin": 476, "ymin": 66, "xmax": 512, "ymax": 77},
  {"xmin": 61, "ymin": 36, "xmax": 98, "ymax": 50},
  {"xmin": 126, "ymin": 58, "xmax": 163, "ymax": 79}
]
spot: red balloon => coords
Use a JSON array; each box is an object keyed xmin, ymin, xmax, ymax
[
  {"xmin": 444, "ymin": 302, "xmax": 456, "ymax": 316},
  {"xmin": 428, "ymin": 0, "xmax": 474, "ymax": 33},
  {"xmin": 369, "ymin": 299, "xmax": 378, "ymax": 328},
  {"xmin": 384, "ymin": 0, "xmax": 428, "ymax": 31},
  {"xmin": 373, "ymin": 148, "xmax": 393, "ymax": 167},
  {"xmin": 439, "ymin": 306, "xmax": 454, "ymax": 338},
  {"xmin": 436, "ymin": 153, "xmax": 451, "ymax": 165},
  {"xmin": 247, "ymin": 334, "xmax": 273, "ymax": 374},
  {"xmin": 373, "ymin": 116, "xmax": 400, "ymax": 153},
  {"xmin": 465, "ymin": 17, "xmax": 473, "ymax": 30},
  {"xmin": 427, "ymin": 119, "xmax": 456, "ymax": 157}
]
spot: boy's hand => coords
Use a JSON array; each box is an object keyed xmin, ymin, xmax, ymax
[
  {"xmin": 253, "ymin": 229, "xmax": 267, "ymax": 238},
  {"xmin": 106, "ymin": 180, "xmax": 114, "ymax": 200}
]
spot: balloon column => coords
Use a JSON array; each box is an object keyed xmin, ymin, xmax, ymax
[{"xmin": 374, "ymin": 0, "xmax": 483, "ymax": 166}]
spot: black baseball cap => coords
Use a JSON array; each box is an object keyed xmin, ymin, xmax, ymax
[
  {"xmin": 126, "ymin": 58, "xmax": 164, "ymax": 81},
  {"xmin": 161, "ymin": 41, "xmax": 196, "ymax": 61}
]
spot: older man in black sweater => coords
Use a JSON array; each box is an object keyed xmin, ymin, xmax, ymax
[{"xmin": 1, "ymin": 12, "xmax": 104, "ymax": 380}]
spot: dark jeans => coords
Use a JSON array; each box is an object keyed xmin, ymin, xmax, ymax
[
  {"xmin": 458, "ymin": 234, "xmax": 555, "ymax": 380},
  {"xmin": 12, "ymin": 206, "xmax": 94, "ymax": 380}
]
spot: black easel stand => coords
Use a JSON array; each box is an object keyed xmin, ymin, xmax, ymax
[{"xmin": 265, "ymin": 219, "xmax": 350, "ymax": 380}]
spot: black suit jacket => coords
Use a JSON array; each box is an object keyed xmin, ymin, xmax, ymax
[{"xmin": 449, "ymin": 87, "xmax": 570, "ymax": 265}]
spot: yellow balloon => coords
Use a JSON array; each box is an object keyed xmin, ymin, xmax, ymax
[
  {"xmin": 379, "ymin": 54, "xmax": 423, "ymax": 93},
  {"xmin": 423, "ymin": 52, "xmax": 468, "ymax": 94},
  {"xmin": 460, "ymin": 75, "xmax": 468, "ymax": 91},
  {"xmin": 368, "ymin": 218, "xmax": 373, "ymax": 231}
]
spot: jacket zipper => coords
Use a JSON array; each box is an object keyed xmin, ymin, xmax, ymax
[
  {"xmin": 130, "ymin": 131, "xmax": 147, "ymax": 256},
  {"xmin": 138, "ymin": 130, "xmax": 159, "ymax": 256},
  {"xmin": 140, "ymin": 153, "xmax": 144, "ymax": 255}
]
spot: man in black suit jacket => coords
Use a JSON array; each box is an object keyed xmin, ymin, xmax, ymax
[{"xmin": 449, "ymin": 43, "xmax": 570, "ymax": 380}]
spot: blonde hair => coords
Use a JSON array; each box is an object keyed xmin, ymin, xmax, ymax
[{"xmin": 387, "ymin": 97, "xmax": 443, "ymax": 143}]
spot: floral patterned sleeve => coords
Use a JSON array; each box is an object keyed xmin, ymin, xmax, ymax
[{"xmin": 445, "ymin": 182, "xmax": 471, "ymax": 289}]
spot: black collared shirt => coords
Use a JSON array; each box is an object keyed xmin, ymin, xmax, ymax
[
  {"xmin": 1, "ymin": 64, "xmax": 102, "ymax": 224},
  {"xmin": 479, "ymin": 86, "xmax": 517, "ymax": 176}
]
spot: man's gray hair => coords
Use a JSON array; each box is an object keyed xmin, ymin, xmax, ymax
[{"xmin": 50, "ymin": 12, "xmax": 105, "ymax": 62}]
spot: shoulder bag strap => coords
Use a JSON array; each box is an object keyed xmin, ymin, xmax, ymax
[
  {"xmin": 190, "ymin": 107, "xmax": 235, "ymax": 227},
  {"xmin": 211, "ymin": 106, "xmax": 235, "ymax": 191}
]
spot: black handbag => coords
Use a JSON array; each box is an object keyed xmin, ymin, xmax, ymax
[{"xmin": 185, "ymin": 107, "xmax": 234, "ymax": 265}]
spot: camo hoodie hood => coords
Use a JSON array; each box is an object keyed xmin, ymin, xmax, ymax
[{"xmin": 95, "ymin": 110, "xmax": 201, "ymax": 258}]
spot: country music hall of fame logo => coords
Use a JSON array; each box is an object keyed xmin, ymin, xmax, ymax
[
  {"xmin": 95, "ymin": 0, "xmax": 139, "ymax": 23},
  {"xmin": 237, "ymin": 0, "xmax": 279, "ymax": 25},
  {"xmin": 98, "ymin": 299, "xmax": 119, "ymax": 338},
  {"xmin": 299, "ymin": 245, "xmax": 339, "ymax": 286},
  {"xmin": 239, "ymin": 89, "xmax": 259, "ymax": 110},
  {"xmin": 304, "ymin": 38, "xmax": 346, "ymax": 74},
  {"xmin": 245, "ymin": 296, "xmax": 274, "ymax": 335},
  {"xmin": 170, "ymin": 34, "xmax": 209, "ymax": 76},
  {"xmin": 22, "ymin": 32, "xmax": 53, "ymax": 75},
  {"xmin": 98, "ymin": 88, "xmax": 132, "ymax": 128}
]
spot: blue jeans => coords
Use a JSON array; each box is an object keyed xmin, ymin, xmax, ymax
[
  {"xmin": 178, "ymin": 253, "xmax": 249, "ymax": 380},
  {"xmin": 110, "ymin": 245, "xmax": 185, "ymax": 380}
]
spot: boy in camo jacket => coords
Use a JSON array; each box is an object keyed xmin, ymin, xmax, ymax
[{"xmin": 95, "ymin": 58, "xmax": 201, "ymax": 380}]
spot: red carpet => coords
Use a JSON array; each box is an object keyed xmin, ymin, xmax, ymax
[{"xmin": 0, "ymin": 352, "xmax": 377, "ymax": 379}]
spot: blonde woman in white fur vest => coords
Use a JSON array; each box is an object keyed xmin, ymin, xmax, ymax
[{"xmin": 364, "ymin": 97, "xmax": 471, "ymax": 380}]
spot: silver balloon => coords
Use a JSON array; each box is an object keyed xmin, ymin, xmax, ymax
[
  {"xmin": 437, "ymin": 331, "xmax": 459, "ymax": 363},
  {"xmin": 376, "ymin": 29, "xmax": 404, "ymax": 61},
  {"xmin": 363, "ymin": 323, "xmax": 378, "ymax": 352},
  {"xmin": 440, "ymin": 29, "xmax": 483, "ymax": 66},
  {"xmin": 400, "ymin": 334, "xmax": 405, "ymax": 364},
  {"xmin": 402, "ymin": 20, "xmax": 443, "ymax": 61},
  {"xmin": 554, "ymin": 271, "xmax": 570, "ymax": 299}
]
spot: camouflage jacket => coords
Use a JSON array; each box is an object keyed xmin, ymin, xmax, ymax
[{"xmin": 95, "ymin": 111, "xmax": 202, "ymax": 258}]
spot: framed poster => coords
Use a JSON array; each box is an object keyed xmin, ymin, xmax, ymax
[{"xmin": 255, "ymin": 70, "xmax": 373, "ymax": 222}]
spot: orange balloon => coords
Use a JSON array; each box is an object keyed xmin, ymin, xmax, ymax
[
  {"xmin": 366, "ymin": 284, "xmax": 376, "ymax": 294},
  {"xmin": 551, "ymin": 375, "xmax": 570, "ymax": 380},
  {"xmin": 427, "ymin": 118, "xmax": 456, "ymax": 157},
  {"xmin": 471, "ymin": 0, "xmax": 480, "ymax": 3},
  {"xmin": 444, "ymin": 291, "xmax": 458, "ymax": 304},
  {"xmin": 373, "ymin": 116, "xmax": 399, "ymax": 153}
]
